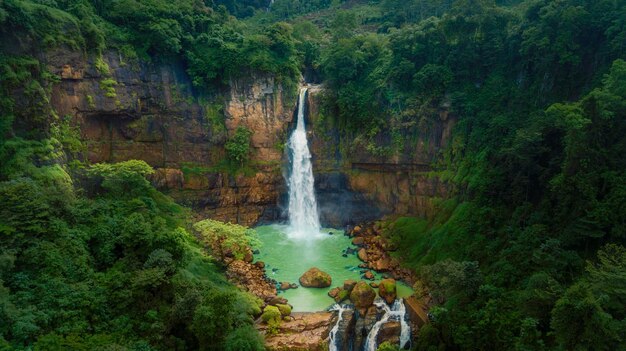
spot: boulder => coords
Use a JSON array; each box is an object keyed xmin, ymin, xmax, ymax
[
  {"xmin": 334, "ymin": 289, "xmax": 349, "ymax": 303},
  {"xmin": 358, "ymin": 248, "xmax": 368, "ymax": 262},
  {"xmin": 328, "ymin": 287, "xmax": 341, "ymax": 298},
  {"xmin": 350, "ymin": 281, "xmax": 376, "ymax": 309},
  {"xmin": 370, "ymin": 282, "xmax": 379, "ymax": 288},
  {"xmin": 267, "ymin": 296, "xmax": 289, "ymax": 306},
  {"xmin": 343, "ymin": 279, "xmax": 357, "ymax": 292},
  {"xmin": 352, "ymin": 237, "xmax": 365, "ymax": 246},
  {"xmin": 299, "ymin": 268, "xmax": 332, "ymax": 288},
  {"xmin": 371, "ymin": 257, "xmax": 391, "ymax": 272},
  {"xmin": 280, "ymin": 282, "xmax": 291, "ymax": 290},
  {"xmin": 353, "ymin": 225, "xmax": 362, "ymax": 234},
  {"xmin": 290, "ymin": 283, "xmax": 298, "ymax": 289},
  {"xmin": 254, "ymin": 261, "xmax": 265, "ymax": 269},
  {"xmin": 379, "ymin": 278, "xmax": 397, "ymax": 304},
  {"xmin": 364, "ymin": 270, "xmax": 375, "ymax": 280}
]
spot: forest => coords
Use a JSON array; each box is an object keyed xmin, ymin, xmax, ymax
[{"xmin": 1, "ymin": 0, "xmax": 625, "ymax": 350}]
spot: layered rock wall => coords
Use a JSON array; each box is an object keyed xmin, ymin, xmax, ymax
[
  {"xmin": 44, "ymin": 49, "xmax": 294, "ymax": 225},
  {"xmin": 306, "ymin": 86, "xmax": 455, "ymax": 226}
]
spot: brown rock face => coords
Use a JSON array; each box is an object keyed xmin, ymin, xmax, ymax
[
  {"xmin": 307, "ymin": 86, "xmax": 454, "ymax": 227},
  {"xmin": 43, "ymin": 50, "xmax": 295, "ymax": 226},
  {"xmin": 377, "ymin": 321, "xmax": 401, "ymax": 346},
  {"xmin": 259, "ymin": 312, "xmax": 334, "ymax": 351},
  {"xmin": 225, "ymin": 260, "xmax": 276, "ymax": 300},
  {"xmin": 299, "ymin": 268, "xmax": 332, "ymax": 288}
]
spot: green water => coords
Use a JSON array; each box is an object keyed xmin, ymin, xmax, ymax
[{"xmin": 254, "ymin": 224, "xmax": 413, "ymax": 312}]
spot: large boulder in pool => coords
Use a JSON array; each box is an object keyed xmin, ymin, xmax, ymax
[
  {"xmin": 350, "ymin": 281, "xmax": 376, "ymax": 309},
  {"xmin": 299, "ymin": 267, "xmax": 332, "ymax": 288},
  {"xmin": 378, "ymin": 278, "xmax": 397, "ymax": 304}
]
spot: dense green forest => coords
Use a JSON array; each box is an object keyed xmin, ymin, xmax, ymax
[{"xmin": 1, "ymin": 0, "xmax": 626, "ymax": 350}]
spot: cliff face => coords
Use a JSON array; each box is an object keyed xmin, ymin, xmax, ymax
[
  {"xmin": 19, "ymin": 46, "xmax": 451, "ymax": 227},
  {"xmin": 46, "ymin": 49, "xmax": 294, "ymax": 225},
  {"xmin": 305, "ymin": 86, "xmax": 454, "ymax": 226}
]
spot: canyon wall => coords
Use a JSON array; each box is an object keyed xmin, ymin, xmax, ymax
[
  {"xmin": 45, "ymin": 48, "xmax": 294, "ymax": 225},
  {"xmin": 21, "ymin": 47, "xmax": 452, "ymax": 227},
  {"xmin": 306, "ymin": 86, "xmax": 454, "ymax": 226}
]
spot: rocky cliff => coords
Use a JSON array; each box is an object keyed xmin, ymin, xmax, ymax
[
  {"xmin": 306, "ymin": 86, "xmax": 454, "ymax": 226},
  {"xmin": 44, "ymin": 49, "xmax": 294, "ymax": 225},
  {"xmin": 14, "ymin": 45, "xmax": 452, "ymax": 227}
]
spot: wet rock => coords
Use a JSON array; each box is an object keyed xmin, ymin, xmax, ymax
[
  {"xmin": 343, "ymin": 279, "xmax": 357, "ymax": 292},
  {"xmin": 280, "ymin": 282, "xmax": 292, "ymax": 290},
  {"xmin": 350, "ymin": 281, "xmax": 376, "ymax": 310},
  {"xmin": 267, "ymin": 296, "xmax": 289, "ymax": 306},
  {"xmin": 353, "ymin": 226, "xmax": 362, "ymax": 234},
  {"xmin": 371, "ymin": 257, "xmax": 391, "ymax": 272},
  {"xmin": 379, "ymin": 278, "xmax": 397, "ymax": 305},
  {"xmin": 334, "ymin": 289, "xmax": 349, "ymax": 303},
  {"xmin": 253, "ymin": 249, "xmax": 260, "ymax": 255},
  {"xmin": 299, "ymin": 267, "xmax": 332, "ymax": 288},
  {"xmin": 333, "ymin": 308, "xmax": 356, "ymax": 351},
  {"xmin": 352, "ymin": 237, "xmax": 365, "ymax": 246},
  {"xmin": 358, "ymin": 248, "xmax": 368, "ymax": 262},
  {"xmin": 370, "ymin": 282, "xmax": 379, "ymax": 288},
  {"xmin": 290, "ymin": 283, "xmax": 298, "ymax": 289},
  {"xmin": 364, "ymin": 271, "xmax": 375, "ymax": 280},
  {"xmin": 377, "ymin": 321, "xmax": 401, "ymax": 346},
  {"xmin": 354, "ymin": 305, "xmax": 378, "ymax": 351},
  {"xmin": 328, "ymin": 287, "xmax": 341, "ymax": 298},
  {"xmin": 254, "ymin": 261, "xmax": 265, "ymax": 269}
]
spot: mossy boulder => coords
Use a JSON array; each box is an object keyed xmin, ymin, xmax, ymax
[
  {"xmin": 261, "ymin": 305, "xmax": 281, "ymax": 323},
  {"xmin": 379, "ymin": 278, "xmax": 397, "ymax": 304},
  {"xmin": 276, "ymin": 303, "xmax": 292, "ymax": 317},
  {"xmin": 334, "ymin": 289, "xmax": 349, "ymax": 303},
  {"xmin": 299, "ymin": 267, "xmax": 332, "ymax": 288},
  {"xmin": 350, "ymin": 281, "xmax": 376, "ymax": 309}
]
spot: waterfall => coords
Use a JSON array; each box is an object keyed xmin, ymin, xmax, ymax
[
  {"xmin": 328, "ymin": 304, "xmax": 347, "ymax": 351},
  {"xmin": 364, "ymin": 299, "xmax": 411, "ymax": 351},
  {"xmin": 287, "ymin": 87, "xmax": 321, "ymax": 238}
]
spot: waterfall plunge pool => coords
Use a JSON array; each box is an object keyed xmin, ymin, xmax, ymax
[{"xmin": 254, "ymin": 224, "xmax": 413, "ymax": 312}]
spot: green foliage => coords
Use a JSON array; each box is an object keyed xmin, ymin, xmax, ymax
[
  {"xmin": 377, "ymin": 341, "xmax": 400, "ymax": 351},
  {"xmin": 261, "ymin": 305, "xmax": 281, "ymax": 323},
  {"xmin": 193, "ymin": 218, "xmax": 259, "ymax": 262},
  {"xmin": 225, "ymin": 126, "xmax": 254, "ymax": 168},
  {"xmin": 275, "ymin": 303, "xmax": 292, "ymax": 316},
  {"xmin": 0, "ymin": 141, "xmax": 264, "ymax": 350},
  {"xmin": 87, "ymin": 160, "xmax": 154, "ymax": 198}
]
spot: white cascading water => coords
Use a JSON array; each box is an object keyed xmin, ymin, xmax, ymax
[
  {"xmin": 364, "ymin": 299, "xmax": 411, "ymax": 351},
  {"xmin": 287, "ymin": 87, "xmax": 321, "ymax": 238},
  {"xmin": 328, "ymin": 304, "xmax": 347, "ymax": 351}
]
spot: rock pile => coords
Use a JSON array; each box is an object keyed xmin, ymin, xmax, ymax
[{"xmin": 348, "ymin": 222, "xmax": 416, "ymax": 284}]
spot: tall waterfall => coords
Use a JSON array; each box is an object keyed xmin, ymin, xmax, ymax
[{"xmin": 287, "ymin": 87, "xmax": 321, "ymax": 237}]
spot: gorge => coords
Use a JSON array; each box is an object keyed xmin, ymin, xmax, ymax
[{"xmin": 2, "ymin": 0, "xmax": 625, "ymax": 350}]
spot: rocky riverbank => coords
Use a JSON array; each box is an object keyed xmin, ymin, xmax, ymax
[{"xmin": 349, "ymin": 222, "xmax": 417, "ymax": 285}]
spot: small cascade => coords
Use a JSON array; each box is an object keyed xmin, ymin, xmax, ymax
[
  {"xmin": 328, "ymin": 304, "xmax": 348, "ymax": 351},
  {"xmin": 364, "ymin": 299, "xmax": 411, "ymax": 351},
  {"xmin": 286, "ymin": 87, "xmax": 321, "ymax": 238}
]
